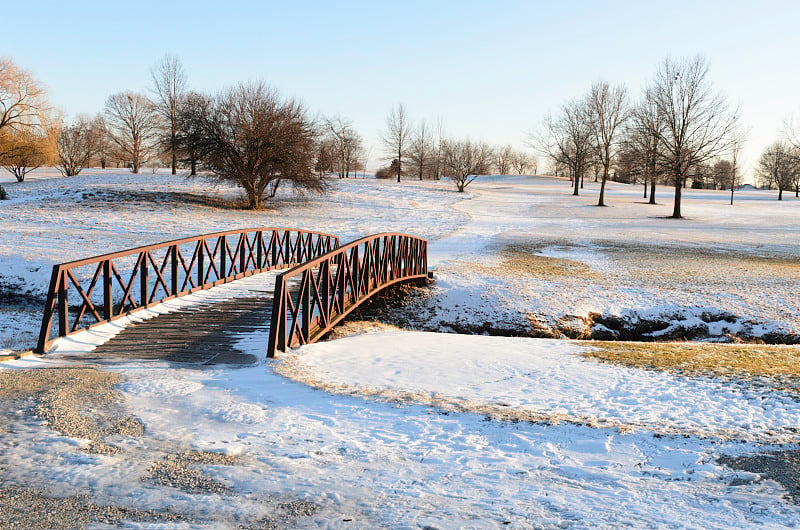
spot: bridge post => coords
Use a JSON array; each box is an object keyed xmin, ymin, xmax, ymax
[
  {"xmin": 57, "ymin": 269, "xmax": 68, "ymax": 337},
  {"xmin": 220, "ymin": 236, "xmax": 227, "ymax": 280},
  {"xmin": 197, "ymin": 242, "xmax": 205, "ymax": 289},
  {"xmin": 171, "ymin": 246, "xmax": 178, "ymax": 296},
  {"xmin": 239, "ymin": 233, "xmax": 246, "ymax": 273},
  {"xmin": 140, "ymin": 251, "xmax": 149, "ymax": 307},
  {"xmin": 301, "ymin": 270, "xmax": 310, "ymax": 342},
  {"xmin": 256, "ymin": 230, "xmax": 263, "ymax": 269},
  {"xmin": 103, "ymin": 259, "xmax": 113, "ymax": 320}
]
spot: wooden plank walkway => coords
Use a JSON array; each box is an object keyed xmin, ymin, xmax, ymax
[{"xmin": 77, "ymin": 287, "xmax": 276, "ymax": 366}]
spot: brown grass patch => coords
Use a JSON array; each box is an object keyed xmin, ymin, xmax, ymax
[
  {"xmin": 477, "ymin": 246, "xmax": 598, "ymax": 279},
  {"xmin": 326, "ymin": 320, "xmax": 403, "ymax": 340},
  {"xmin": 585, "ymin": 341, "xmax": 800, "ymax": 381}
]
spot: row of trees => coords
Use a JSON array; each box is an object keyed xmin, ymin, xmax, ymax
[
  {"xmin": 537, "ymin": 56, "xmax": 742, "ymax": 218},
  {"xmin": 378, "ymin": 104, "xmax": 535, "ymax": 188},
  {"xmin": 756, "ymin": 142, "xmax": 800, "ymax": 199}
]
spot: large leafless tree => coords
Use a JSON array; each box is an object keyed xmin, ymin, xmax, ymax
[
  {"xmin": 407, "ymin": 120, "xmax": 433, "ymax": 180},
  {"xmin": 56, "ymin": 114, "xmax": 102, "ymax": 176},
  {"xmin": 104, "ymin": 91, "xmax": 158, "ymax": 173},
  {"xmin": 323, "ymin": 116, "xmax": 363, "ymax": 178},
  {"xmin": 587, "ymin": 82, "xmax": 629, "ymax": 207},
  {"xmin": 150, "ymin": 54, "xmax": 187, "ymax": 175},
  {"xmin": 538, "ymin": 98, "xmax": 594, "ymax": 196},
  {"xmin": 648, "ymin": 56, "xmax": 739, "ymax": 218},
  {"xmin": 196, "ymin": 82, "xmax": 324, "ymax": 209},
  {"xmin": 756, "ymin": 141, "xmax": 798, "ymax": 200},
  {"xmin": 625, "ymin": 89, "xmax": 665, "ymax": 204},
  {"xmin": 0, "ymin": 57, "xmax": 46, "ymax": 135},
  {"xmin": 441, "ymin": 139, "xmax": 492, "ymax": 192},
  {"xmin": 380, "ymin": 104, "xmax": 411, "ymax": 183},
  {"xmin": 176, "ymin": 91, "xmax": 213, "ymax": 175}
]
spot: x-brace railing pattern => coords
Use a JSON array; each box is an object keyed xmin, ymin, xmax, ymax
[
  {"xmin": 267, "ymin": 232, "xmax": 428, "ymax": 357},
  {"xmin": 37, "ymin": 228, "xmax": 339, "ymax": 353}
]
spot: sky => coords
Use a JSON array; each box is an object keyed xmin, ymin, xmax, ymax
[{"xmin": 3, "ymin": 1, "xmax": 800, "ymax": 178}]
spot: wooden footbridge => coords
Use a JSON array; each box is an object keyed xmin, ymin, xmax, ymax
[{"xmin": 36, "ymin": 228, "xmax": 428, "ymax": 363}]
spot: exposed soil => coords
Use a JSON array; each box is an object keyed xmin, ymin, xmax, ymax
[
  {"xmin": 528, "ymin": 309, "xmax": 800, "ymax": 344},
  {"xmin": 719, "ymin": 450, "xmax": 800, "ymax": 504}
]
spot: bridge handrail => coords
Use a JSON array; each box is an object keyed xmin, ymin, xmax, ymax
[
  {"xmin": 267, "ymin": 232, "xmax": 428, "ymax": 357},
  {"xmin": 37, "ymin": 227, "xmax": 340, "ymax": 353}
]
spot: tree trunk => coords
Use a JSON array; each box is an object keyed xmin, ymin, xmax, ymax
[
  {"xmin": 597, "ymin": 165, "xmax": 608, "ymax": 207},
  {"xmin": 649, "ymin": 179, "xmax": 656, "ymax": 205},
  {"xmin": 671, "ymin": 176, "xmax": 682, "ymax": 218},
  {"xmin": 171, "ymin": 146, "xmax": 177, "ymax": 175},
  {"xmin": 730, "ymin": 184, "xmax": 735, "ymax": 205},
  {"xmin": 778, "ymin": 188, "xmax": 783, "ymax": 200},
  {"xmin": 397, "ymin": 150, "xmax": 401, "ymax": 183},
  {"xmin": 572, "ymin": 168, "xmax": 580, "ymax": 196},
  {"xmin": 643, "ymin": 181, "xmax": 647, "ymax": 199},
  {"xmin": 190, "ymin": 158, "xmax": 196, "ymax": 176}
]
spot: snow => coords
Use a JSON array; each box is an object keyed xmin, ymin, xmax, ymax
[
  {"xmin": 2, "ymin": 170, "xmax": 800, "ymax": 525},
  {"xmin": 288, "ymin": 331, "xmax": 800, "ymax": 443}
]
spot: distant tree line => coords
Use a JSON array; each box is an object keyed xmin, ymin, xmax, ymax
[
  {"xmin": 4, "ymin": 52, "xmax": 797, "ymax": 208},
  {"xmin": 0, "ymin": 55, "xmax": 339, "ymax": 208},
  {"xmin": 376, "ymin": 103, "xmax": 536, "ymax": 191},
  {"xmin": 535, "ymin": 56, "xmax": 745, "ymax": 218}
]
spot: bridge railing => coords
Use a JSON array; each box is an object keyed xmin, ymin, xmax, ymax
[
  {"xmin": 267, "ymin": 233, "xmax": 428, "ymax": 357},
  {"xmin": 37, "ymin": 228, "xmax": 339, "ymax": 353}
]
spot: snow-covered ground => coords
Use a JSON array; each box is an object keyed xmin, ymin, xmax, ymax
[{"xmin": 2, "ymin": 169, "xmax": 800, "ymax": 526}]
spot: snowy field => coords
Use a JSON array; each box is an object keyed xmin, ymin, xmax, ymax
[{"xmin": 1, "ymin": 169, "xmax": 800, "ymax": 527}]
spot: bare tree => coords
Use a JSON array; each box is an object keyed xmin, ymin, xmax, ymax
[
  {"xmin": 176, "ymin": 91, "xmax": 213, "ymax": 175},
  {"xmin": 87, "ymin": 114, "xmax": 110, "ymax": 168},
  {"xmin": 431, "ymin": 119, "xmax": 445, "ymax": 180},
  {"xmin": 104, "ymin": 92, "xmax": 158, "ymax": 173},
  {"xmin": 150, "ymin": 54, "xmax": 188, "ymax": 175},
  {"xmin": 756, "ymin": 141, "xmax": 797, "ymax": 200},
  {"xmin": 648, "ymin": 56, "xmax": 739, "ymax": 218},
  {"xmin": 2, "ymin": 118, "xmax": 57, "ymax": 181},
  {"xmin": 511, "ymin": 151, "xmax": 536, "ymax": 175},
  {"xmin": 408, "ymin": 120, "xmax": 433, "ymax": 180},
  {"xmin": 56, "ymin": 115, "xmax": 99, "ymax": 176},
  {"xmin": 626, "ymin": 90, "xmax": 666, "ymax": 205},
  {"xmin": 537, "ymin": 98, "xmax": 594, "ymax": 196},
  {"xmin": 587, "ymin": 82, "xmax": 629, "ymax": 207},
  {"xmin": 494, "ymin": 144, "xmax": 514, "ymax": 175},
  {"xmin": 196, "ymin": 82, "xmax": 324, "ymax": 209},
  {"xmin": 323, "ymin": 116, "xmax": 363, "ymax": 178},
  {"xmin": 0, "ymin": 57, "xmax": 46, "ymax": 134},
  {"xmin": 442, "ymin": 139, "xmax": 492, "ymax": 192},
  {"xmin": 380, "ymin": 104, "xmax": 411, "ymax": 183},
  {"xmin": 727, "ymin": 132, "xmax": 746, "ymax": 204}
]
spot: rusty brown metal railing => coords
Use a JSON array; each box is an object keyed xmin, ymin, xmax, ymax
[
  {"xmin": 36, "ymin": 228, "xmax": 339, "ymax": 353},
  {"xmin": 267, "ymin": 233, "xmax": 428, "ymax": 357}
]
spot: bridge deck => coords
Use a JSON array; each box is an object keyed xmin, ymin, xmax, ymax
[{"xmin": 73, "ymin": 282, "xmax": 277, "ymax": 366}]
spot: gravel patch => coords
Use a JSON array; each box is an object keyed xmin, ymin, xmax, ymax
[
  {"xmin": 145, "ymin": 450, "xmax": 238, "ymax": 494},
  {"xmin": 0, "ymin": 367, "xmax": 144, "ymax": 454},
  {"xmin": 0, "ymin": 486, "xmax": 183, "ymax": 529}
]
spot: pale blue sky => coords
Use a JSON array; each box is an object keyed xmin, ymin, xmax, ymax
[{"xmin": 4, "ymin": 1, "xmax": 799, "ymax": 176}]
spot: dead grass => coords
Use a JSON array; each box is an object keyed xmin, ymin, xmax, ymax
[
  {"xmin": 325, "ymin": 320, "xmax": 403, "ymax": 340},
  {"xmin": 477, "ymin": 245, "xmax": 599, "ymax": 280},
  {"xmin": 585, "ymin": 341, "xmax": 800, "ymax": 381}
]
